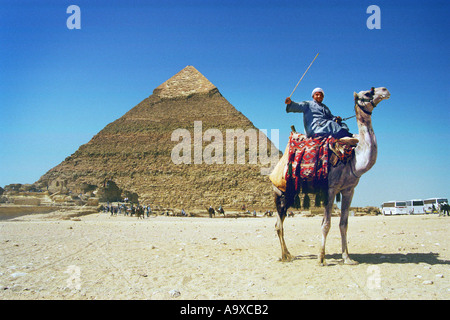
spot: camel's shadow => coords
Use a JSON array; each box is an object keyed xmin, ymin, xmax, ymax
[{"xmin": 293, "ymin": 252, "xmax": 450, "ymax": 266}]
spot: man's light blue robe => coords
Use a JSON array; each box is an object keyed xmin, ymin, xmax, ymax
[{"xmin": 286, "ymin": 100, "xmax": 350, "ymax": 138}]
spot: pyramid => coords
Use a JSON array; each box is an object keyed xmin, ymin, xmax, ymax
[{"xmin": 35, "ymin": 66, "xmax": 280, "ymax": 210}]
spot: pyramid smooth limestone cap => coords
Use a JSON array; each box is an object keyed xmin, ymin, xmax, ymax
[{"xmin": 153, "ymin": 66, "xmax": 217, "ymax": 99}]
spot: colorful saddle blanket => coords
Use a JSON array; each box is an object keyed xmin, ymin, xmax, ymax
[{"xmin": 285, "ymin": 132, "xmax": 354, "ymax": 192}]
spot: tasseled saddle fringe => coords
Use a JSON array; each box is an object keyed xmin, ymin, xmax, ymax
[
  {"xmin": 287, "ymin": 178, "xmax": 343, "ymax": 210},
  {"xmin": 288, "ymin": 179, "xmax": 330, "ymax": 210}
]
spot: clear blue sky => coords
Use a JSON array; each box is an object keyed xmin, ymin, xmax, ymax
[{"xmin": 1, "ymin": 0, "xmax": 449, "ymax": 207}]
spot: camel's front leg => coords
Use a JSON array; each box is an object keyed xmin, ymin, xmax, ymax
[
  {"xmin": 340, "ymin": 188, "xmax": 358, "ymax": 265},
  {"xmin": 275, "ymin": 212, "xmax": 293, "ymax": 261},
  {"xmin": 319, "ymin": 192, "xmax": 334, "ymax": 266},
  {"xmin": 274, "ymin": 190, "xmax": 293, "ymax": 262}
]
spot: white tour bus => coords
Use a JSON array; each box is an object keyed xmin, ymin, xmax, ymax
[
  {"xmin": 406, "ymin": 199, "xmax": 425, "ymax": 214},
  {"xmin": 424, "ymin": 198, "xmax": 448, "ymax": 213},
  {"xmin": 381, "ymin": 201, "xmax": 408, "ymax": 215}
]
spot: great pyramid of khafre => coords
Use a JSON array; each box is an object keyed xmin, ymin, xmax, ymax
[{"xmin": 35, "ymin": 66, "xmax": 281, "ymax": 210}]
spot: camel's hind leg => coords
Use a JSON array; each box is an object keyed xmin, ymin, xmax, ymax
[
  {"xmin": 274, "ymin": 187, "xmax": 294, "ymax": 262},
  {"xmin": 340, "ymin": 188, "xmax": 358, "ymax": 265},
  {"xmin": 319, "ymin": 192, "xmax": 334, "ymax": 266}
]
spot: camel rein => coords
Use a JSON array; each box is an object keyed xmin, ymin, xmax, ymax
[{"xmin": 343, "ymin": 100, "xmax": 374, "ymax": 121}]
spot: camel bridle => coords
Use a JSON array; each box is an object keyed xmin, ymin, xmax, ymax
[
  {"xmin": 343, "ymin": 87, "xmax": 376, "ymax": 121},
  {"xmin": 354, "ymin": 87, "xmax": 376, "ymax": 116}
]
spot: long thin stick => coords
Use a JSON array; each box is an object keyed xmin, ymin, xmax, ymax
[{"xmin": 289, "ymin": 52, "xmax": 319, "ymax": 98}]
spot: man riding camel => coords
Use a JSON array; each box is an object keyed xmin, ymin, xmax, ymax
[{"xmin": 285, "ymin": 88, "xmax": 358, "ymax": 144}]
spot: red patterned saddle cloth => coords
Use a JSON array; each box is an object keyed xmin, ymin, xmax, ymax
[{"xmin": 285, "ymin": 132, "xmax": 354, "ymax": 192}]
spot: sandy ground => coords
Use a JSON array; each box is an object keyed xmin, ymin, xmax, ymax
[{"xmin": 0, "ymin": 211, "xmax": 449, "ymax": 300}]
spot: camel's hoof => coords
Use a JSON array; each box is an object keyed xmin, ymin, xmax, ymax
[
  {"xmin": 318, "ymin": 256, "xmax": 327, "ymax": 266},
  {"xmin": 343, "ymin": 258, "xmax": 359, "ymax": 265},
  {"xmin": 279, "ymin": 253, "xmax": 294, "ymax": 262},
  {"xmin": 279, "ymin": 257, "xmax": 294, "ymax": 262},
  {"xmin": 318, "ymin": 253, "xmax": 327, "ymax": 266}
]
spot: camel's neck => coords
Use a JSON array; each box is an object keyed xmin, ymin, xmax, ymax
[{"xmin": 353, "ymin": 106, "xmax": 377, "ymax": 177}]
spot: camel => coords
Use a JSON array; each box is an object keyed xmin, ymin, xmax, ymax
[
  {"xmin": 136, "ymin": 206, "xmax": 145, "ymax": 219},
  {"xmin": 216, "ymin": 206, "xmax": 225, "ymax": 216},
  {"xmin": 271, "ymin": 87, "xmax": 390, "ymax": 265}
]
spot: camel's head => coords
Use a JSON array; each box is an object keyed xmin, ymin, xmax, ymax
[{"xmin": 353, "ymin": 87, "xmax": 390, "ymax": 115}]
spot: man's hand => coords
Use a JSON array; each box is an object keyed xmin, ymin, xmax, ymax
[
  {"xmin": 285, "ymin": 97, "xmax": 292, "ymax": 104},
  {"xmin": 335, "ymin": 116, "xmax": 342, "ymax": 125}
]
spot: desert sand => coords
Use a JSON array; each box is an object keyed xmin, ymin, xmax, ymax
[{"xmin": 0, "ymin": 211, "xmax": 448, "ymax": 300}]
